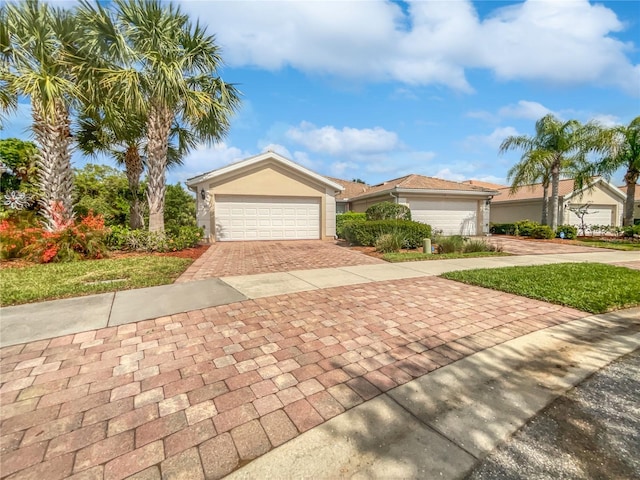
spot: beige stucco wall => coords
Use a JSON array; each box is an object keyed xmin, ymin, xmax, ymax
[
  {"xmin": 490, "ymin": 200, "xmax": 544, "ymax": 224},
  {"xmin": 492, "ymin": 185, "xmax": 625, "ymax": 226},
  {"xmin": 195, "ymin": 161, "xmax": 338, "ymax": 241}
]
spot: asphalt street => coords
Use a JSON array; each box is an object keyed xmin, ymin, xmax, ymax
[{"xmin": 467, "ymin": 349, "xmax": 640, "ymax": 480}]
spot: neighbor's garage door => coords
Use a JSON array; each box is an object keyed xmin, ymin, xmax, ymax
[
  {"xmin": 215, "ymin": 195, "xmax": 320, "ymax": 241},
  {"xmin": 567, "ymin": 205, "xmax": 614, "ymax": 227},
  {"xmin": 410, "ymin": 199, "xmax": 477, "ymax": 235}
]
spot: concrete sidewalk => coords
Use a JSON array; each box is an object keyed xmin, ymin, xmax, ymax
[
  {"xmin": 226, "ymin": 307, "xmax": 640, "ymax": 480},
  {"xmin": 1, "ymin": 250, "xmax": 638, "ymax": 347}
]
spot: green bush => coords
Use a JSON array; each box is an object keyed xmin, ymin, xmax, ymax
[
  {"xmin": 463, "ymin": 239, "xmax": 498, "ymax": 253},
  {"xmin": 435, "ymin": 235, "xmax": 465, "ymax": 254},
  {"xmin": 375, "ymin": 232, "xmax": 405, "ymax": 253},
  {"xmin": 514, "ymin": 220, "xmax": 540, "ymax": 237},
  {"xmin": 365, "ymin": 202, "xmax": 411, "ymax": 221},
  {"xmin": 622, "ymin": 224, "xmax": 640, "ymax": 238},
  {"xmin": 343, "ymin": 220, "xmax": 431, "ymax": 249},
  {"xmin": 556, "ymin": 225, "xmax": 577, "ymax": 240},
  {"xmin": 336, "ymin": 212, "xmax": 366, "ymax": 239},
  {"xmin": 530, "ymin": 225, "xmax": 555, "ymax": 239},
  {"xmin": 167, "ymin": 226, "xmax": 204, "ymax": 250},
  {"xmin": 489, "ymin": 223, "xmax": 515, "ymax": 235},
  {"xmin": 106, "ymin": 225, "xmax": 204, "ymax": 252}
]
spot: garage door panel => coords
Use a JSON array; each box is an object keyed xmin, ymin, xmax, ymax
[
  {"xmin": 411, "ymin": 199, "xmax": 478, "ymax": 236},
  {"xmin": 567, "ymin": 206, "xmax": 613, "ymax": 227},
  {"xmin": 215, "ymin": 196, "xmax": 321, "ymax": 241}
]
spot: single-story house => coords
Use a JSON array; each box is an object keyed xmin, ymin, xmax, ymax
[
  {"xmin": 617, "ymin": 184, "xmax": 640, "ymax": 223},
  {"xmin": 186, "ymin": 152, "xmax": 499, "ymax": 241},
  {"xmin": 332, "ymin": 175, "xmax": 499, "ymax": 236},
  {"xmin": 489, "ymin": 177, "xmax": 627, "ymax": 227},
  {"xmin": 186, "ymin": 151, "xmax": 343, "ymax": 241}
]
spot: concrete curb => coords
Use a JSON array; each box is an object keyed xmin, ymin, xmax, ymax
[{"xmin": 225, "ymin": 308, "xmax": 640, "ymax": 480}]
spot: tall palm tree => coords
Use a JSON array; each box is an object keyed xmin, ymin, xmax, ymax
[
  {"xmin": 2, "ymin": 0, "xmax": 77, "ymax": 230},
  {"xmin": 77, "ymin": 0, "xmax": 240, "ymax": 233},
  {"xmin": 500, "ymin": 114, "xmax": 588, "ymax": 230},
  {"xmin": 577, "ymin": 116, "xmax": 640, "ymax": 226},
  {"xmin": 0, "ymin": 6, "xmax": 17, "ymax": 129},
  {"xmin": 503, "ymin": 149, "xmax": 553, "ymax": 225}
]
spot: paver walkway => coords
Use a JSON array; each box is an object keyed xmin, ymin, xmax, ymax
[
  {"xmin": 176, "ymin": 240, "xmax": 383, "ymax": 282},
  {"xmin": 487, "ymin": 236, "xmax": 606, "ymax": 255},
  {"xmin": 0, "ymin": 277, "xmax": 584, "ymax": 480}
]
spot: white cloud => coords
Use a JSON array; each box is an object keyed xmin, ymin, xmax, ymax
[
  {"xmin": 498, "ymin": 101, "xmax": 554, "ymax": 120},
  {"xmin": 590, "ymin": 114, "xmax": 620, "ymax": 127},
  {"xmin": 285, "ymin": 121, "xmax": 400, "ymax": 156},
  {"xmin": 170, "ymin": 142, "xmax": 250, "ymax": 184},
  {"xmin": 464, "ymin": 126, "xmax": 520, "ymax": 150},
  {"xmin": 180, "ymin": 0, "xmax": 639, "ymax": 94}
]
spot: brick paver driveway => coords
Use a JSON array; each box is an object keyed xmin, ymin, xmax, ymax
[
  {"xmin": 176, "ymin": 240, "xmax": 384, "ymax": 282},
  {"xmin": 0, "ymin": 277, "xmax": 584, "ymax": 480},
  {"xmin": 488, "ymin": 236, "xmax": 605, "ymax": 255}
]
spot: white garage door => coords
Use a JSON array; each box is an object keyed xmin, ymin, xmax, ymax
[
  {"xmin": 567, "ymin": 205, "xmax": 613, "ymax": 227},
  {"xmin": 215, "ymin": 196, "xmax": 320, "ymax": 241},
  {"xmin": 410, "ymin": 199, "xmax": 478, "ymax": 236}
]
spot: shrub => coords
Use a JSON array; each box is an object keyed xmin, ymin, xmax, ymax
[
  {"xmin": 343, "ymin": 220, "xmax": 431, "ymax": 249},
  {"xmin": 106, "ymin": 225, "xmax": 204, "ymax": 252},
  {"xmin": 365, "ymin": 202, "xmax": 411, "ymax": 221},
  {"xmin": 622, "ymin": 224, "xmax": 640, "ymax": 238},
  {"xmin": 530, "ymin": 225, "xmax": 555, "ymax": 239},
  {"xmin": 463, "ymin": 239, "xmax": 497, "ymax": 253},
  {"xmin": 435, "ymin": 235, "xmax": 465, "ymax": 254},
  {"xmin": 18, "ymin": 212, "xmax": 108, "ymax": 263},
  {"xmin": 336, "ymin": 212, "xmax": 366, "ymax": 239},
  {"xmin": 556, "ymin": 225, "xmax": 577, "ymax": 240},
  {"xmin": 375, "ymin": 232, "xmax": 405, "ymax": 253},
  {"xmin": 514, "ymin": 220, "xmax": 540, "ymax": 237},
  {"xmin": 167, "ymin": 226, "xmax": 204, "ymax": 250},
  {"xmin": 489, "ymin": 223, "xmax": 515, "ymax": 235},
  {"xmin": 0, "ymin": 211, "xmax": 41, "ymax": 260}
]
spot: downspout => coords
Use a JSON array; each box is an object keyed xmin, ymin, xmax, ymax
[{"xmin": 389, "ymin": 188, "xmax": 399, "ymax": 203}]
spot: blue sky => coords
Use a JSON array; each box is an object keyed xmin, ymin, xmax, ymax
[{"xmin": 2, "ymin": 0, "xmax": 639, "ymax": 187}]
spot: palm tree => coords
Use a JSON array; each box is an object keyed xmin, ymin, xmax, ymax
[
  {"xmin": 77, "ymin": 0, "xmax": 240, "ymax": 233},
  {"xmin": 0, "ymin": 6, "xmax": 17, "ymax": 129},
  {"xmin": 577, "ymin": 117, "xmax": 640, "ymax": 226},
  {"xmin": 500, "ymin": 114, "xmax": 588, "ymax": 230},
  {"xmin": 2, "ymin": 0, "xmax": 77, "ymax": 230},
  {"xmin": 503, "ymin": 149, "xmax": 553, "ymax": 225}
]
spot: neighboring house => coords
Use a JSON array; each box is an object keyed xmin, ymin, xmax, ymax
[
  {"xmin": 334, "ymin": 175, "xmax": 499, "ymax": 236},
  {"xmin": 187, "ymin": 152, "xmax": 499, "ymax": 241},
  {"xmin": 462, "ymin": 180, "xmax": 508, "ymax": 190},
  {"xmin": 186, "ymin": 152, "xmax": 343, "ymax": 241},
  {"xmin": 490, "ymin": 177, "xmax": 627, "ymax": 227},
  {"xmin": 617, "ymin": 184, "xmax": 640, "ymax": 223}
]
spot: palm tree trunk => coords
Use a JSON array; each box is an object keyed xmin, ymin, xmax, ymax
[
  {"xmin": 124, "ymin": 145, "xmax": 144, "ymax": 229},
  {"xmin": 146, "ymin": 102, "xmax": 173, "ymax": 233},
  {"xmin": 32, "ymin": 99, "xmax": 74, "ymax": 231},
  {"xmin": 549, "ymin": 159, "xmax": 560, "ymax": 231},
  {"xmin": 541, "ymin": 180, "xmax": 549, "ymax": 225},
  {"xmin": 623, "ymin": 170, "xmax": 639, "ymax": 226}
]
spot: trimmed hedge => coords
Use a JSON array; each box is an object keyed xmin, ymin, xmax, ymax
[
  {"xmin": 343, "ymin": 220, "xmax": 432, "ymax": 249},
  {"xmin": 365, "ymin": 202, "xmax": 411, "ymax": 221},
  {"xmin": 531, "ymin": 225, "xmax": 555, "ymax": 239},
  {"xmin": 556, "ymin": 225, "xmax": 577, "ymax": 240},
  {"xmin": 336, "ymin": 212, "xmax": 366, "ymax": 239}
]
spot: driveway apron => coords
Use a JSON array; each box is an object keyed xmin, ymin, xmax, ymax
[{"xmin": 0, "ymin": 276, "xmax": 585, "ymax": 480}]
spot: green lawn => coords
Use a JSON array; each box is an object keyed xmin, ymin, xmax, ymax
[
  {"xmin": 441, "ymin": 263, "xmax": 640, "ymax": 314},
  {"xmin": 1, "ymin": 256, "xmax": 192, "ymax": 306},
  {"xmin": 575, "ymin": 239, "xmax": 640, "ymax": 251},
  {"xmin": 383, "ymin": 251, "xmax": 510, "ymax": 262}
]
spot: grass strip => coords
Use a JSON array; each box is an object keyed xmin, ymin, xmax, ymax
[
  {"xmin": 441, "ymin": 262, "xmax": 640, "ymax": 314},
  {"xmin": 383, "ymin": 251, "xmax": 510, "ymax": 262},
  {"xmin": 575, "ymin": 240, "xmax": 640, "ymax": 251},
  {"xmin": 1, "ymin": 256, "xmax": 192, "ymax": 306}
]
